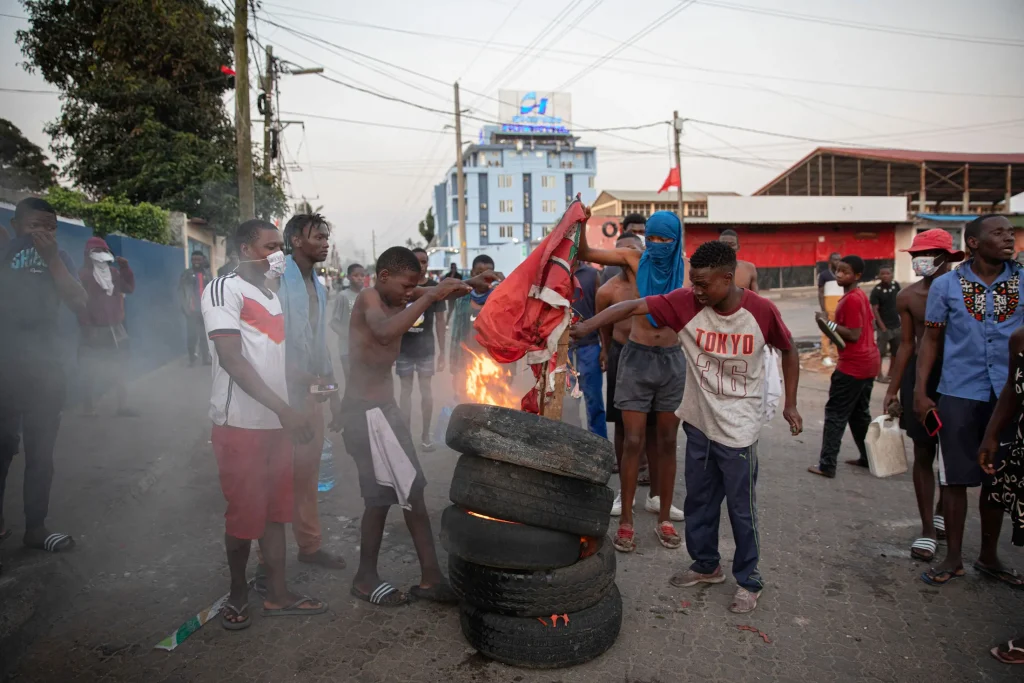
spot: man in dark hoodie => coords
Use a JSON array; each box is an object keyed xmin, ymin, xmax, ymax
[
  {"xmin": 78, "ymin": 236, "xmax": 136, "ymax": 416},
  {"xmin": 179, "ymin": 251, "xmax": 212, "ymax": 365}
]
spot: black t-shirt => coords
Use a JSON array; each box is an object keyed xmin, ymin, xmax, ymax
[
  {"xmin": 399, "ymin": 279, "xmax": 441, "ymax": 359},
  {"xmin": 817, "ymin": 268, "xmax": 836, "ymax": 288},
  {"xmin": 571, "ymin": 264, "xmax": 601, "ymax": 348},
  {"xmin": 870, "ymin": 282, "xmax": 902, "ymax": 329},
  {"xmin": 0, "ymin": 236, "xmax": 76, "ymax": 371}
]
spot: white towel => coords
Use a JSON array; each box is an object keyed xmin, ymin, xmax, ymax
[
  {"xmin": 367, "ymin": 407, "xmax": 418, "ymax": 511},
  {"xmin": 762, "ymin": 346, "xmax": 783, "ymax": 424}
]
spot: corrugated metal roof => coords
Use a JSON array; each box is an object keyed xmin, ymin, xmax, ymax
[
  {"xmin": 817, "ymin": 147, "xmax": 1024, "ymax": 164},
  {"xmin": 597, "ymin": 190, "xmax": 741, "ymax": 202}
]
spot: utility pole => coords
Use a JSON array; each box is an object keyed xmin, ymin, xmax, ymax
[
  {"xmin": 454, "ymin": 82, "xmax": 467, "ymax": 270},
  {"xmin": 672, "ymin": 110, "xmax": 685, "ymax": 255},
  {"xmin": 371, "ymin": 230, "xmax": 377, "ymax": 262},
  {"xmin": 262, "ymin": 44, "xmax": 274, "ymax": 176},
  {"xmin": 234, "ymin": 0, "xmax": 254, "ymax": 221}
]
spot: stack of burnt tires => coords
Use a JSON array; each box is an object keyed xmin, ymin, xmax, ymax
[{"xmin": 441, "ymin": 404, "xmax": 620, "ymax": 669}]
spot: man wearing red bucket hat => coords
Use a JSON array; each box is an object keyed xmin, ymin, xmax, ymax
[{"xmin": 883, "ymin": 229, "xmax": 963, "ymax": 563}]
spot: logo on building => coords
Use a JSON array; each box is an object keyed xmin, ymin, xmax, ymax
[{"xmin": 519, "ymin": 92, "xmax": 549, "ymax": 116}]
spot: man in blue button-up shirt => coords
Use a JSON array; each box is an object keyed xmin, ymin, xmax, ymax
[{"xmin": 915, "ymin": 215, "xmax": 1021, "ymax": 588}]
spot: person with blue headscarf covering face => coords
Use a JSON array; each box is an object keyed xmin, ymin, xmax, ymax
[{"xmin": 577, "ymin": 209, "xmax": 687, "ymax": 554}]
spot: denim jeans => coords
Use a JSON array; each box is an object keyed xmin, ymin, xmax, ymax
[{"xmin": 571, "ymin": 344, "xmax": 607, "ymax": 438}]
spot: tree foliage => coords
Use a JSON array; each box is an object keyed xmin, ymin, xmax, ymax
[
  {"xmin": 46, "ymin": 186, "xmax": 171, "ymax": 244},
  {"xmin": 418, "ymin": 207, "xmax": 435, "ymax": 245},
  {"xmin": 0, "ymin": 117, "xmax": 56, "ymax": 191},
  {"xmin": 17, "ymin": 0, "xmax": 285, "ymax": 232}
]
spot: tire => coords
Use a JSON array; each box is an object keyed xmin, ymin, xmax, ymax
[
  {"xmin": 445, "ymin": 403, "xmax": 615, "ymax": 485},
  {"xmin": 450, "ymin": 455, "xmax": 613, "ymax": 536},
  {"xmin": 460, "ymin": 584, "xmax": 622, "ymax": 669},
  {"xmin": 449, "ymin": 539, "xmax": 615, "ymax": 617},
  {"xmin": 440, "ymin": 505, "xmax": 581, "ymax": 570}
]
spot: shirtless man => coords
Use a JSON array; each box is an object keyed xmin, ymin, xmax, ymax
[
  {"xmin": 597, "ymin": 232, "xmax": 682, "ymax": 521},
  {"xmin": 883, "ymin": 229, "xmax": 963, "ymax": 562},
  {"xmin": 579, "ymin": 210, "xmax": 686, "ymax": 553},
  {"xmin": 718, "ymin": 229, "xmax": 758, "ymax": 292},
  {"xmin": 340, "ymin": 246, "xmax": 490, "ymax": 606}
]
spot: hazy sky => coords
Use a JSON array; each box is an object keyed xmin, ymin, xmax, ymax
[{"xmin": 2, "ymin": 0, "xmax": 1023, "ymax": 260}]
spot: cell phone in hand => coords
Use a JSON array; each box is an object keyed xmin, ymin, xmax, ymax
[
  {"xmin": 924, "ymin": 409, "xmax": 942, "ymax": 437},
  {"xmin": 310, "ymin": 383, "xmax": 339, "ymax": 395}
]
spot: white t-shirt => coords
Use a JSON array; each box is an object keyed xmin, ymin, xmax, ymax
[
  {"xmin": 201, "ymin": 273, "xmax": 288, "ymax": 429},
  {"xmin": 647, "ymin": 288, "xmax": 793, "ymax": 448}
]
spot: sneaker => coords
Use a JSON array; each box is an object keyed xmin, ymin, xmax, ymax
[
  {"xmin": 611, "ymin": 491, "xmax": 622, "ymax": 516},
  {"xmin": 729, "ymin": 586, "xmax": 761, "ymax": 614},
  {"xmin": 646, "ymin": 495, "xmax": 684, "ymax": 522},
  {"xmin": 669, "ymin": 566, "xmax": 726, "ymax": 588},
  {"xmin": 420, "ymin": 441, "xmax": 436, "ymax": 453}
]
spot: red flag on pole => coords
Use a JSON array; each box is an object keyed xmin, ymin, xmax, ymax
[{"xmin": 658, "ymin": 167, "xmax": 680, "ymax": 193}]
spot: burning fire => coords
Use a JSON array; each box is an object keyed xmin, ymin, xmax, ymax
[
  {"xmin": 463, "ymin": 345, "xmax": 519, "ymax": 408},
  {"xmin": 466, "ymin": 509, "xmax": 519, "ymax": 525}
]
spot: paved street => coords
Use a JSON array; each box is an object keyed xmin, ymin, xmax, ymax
[{"xmin": 2, "ymin": 303, "xmax": 1021, "ymax": 683}]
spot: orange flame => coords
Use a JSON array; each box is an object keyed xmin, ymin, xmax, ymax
[
  {"xmin": 462, "ymin": 344, "xmax": 518, "ymax": 408},
  {"xmin": 465, "ymin": 509, "xmax": 519, "ymax": 525}
]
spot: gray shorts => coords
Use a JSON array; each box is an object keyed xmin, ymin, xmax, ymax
[
  {"xmin": 613, "ymin": 340, "xmax": 686, "ymax": 414},
  {"xmin": 395, "ymin": 354, "xmax": 434, "ymax": 378},
  {"xmin": 340, "ymin": 397, "xmax": 426, "ymax": 507}
]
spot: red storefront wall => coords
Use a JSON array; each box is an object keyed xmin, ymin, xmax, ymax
[{"xmin": 585, "ymin": 217, "xmax": 896, "ymax": 267}]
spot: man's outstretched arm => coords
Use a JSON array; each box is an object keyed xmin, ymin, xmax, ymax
[{"xmin": 570, "ymin": 297, "xmax": 648, "ymax": 341}]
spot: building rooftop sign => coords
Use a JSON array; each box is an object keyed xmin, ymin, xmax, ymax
[{"xmin": 498, "ymin": 90, "xmax": 572, "ymax": 136}]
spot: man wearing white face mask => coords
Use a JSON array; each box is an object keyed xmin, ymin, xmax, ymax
[
  {"xmin": 883, "ymin": 229, "xmax": 963, "ymax": 563},
  {"xmin": 77, "ymin": 236, "xmax": 135, "ymax": 416}
]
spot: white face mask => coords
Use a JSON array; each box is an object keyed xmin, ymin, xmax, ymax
[
  {"xmin": 912, "ymin": 256, "xmax": 940, "ymax": 278},
  {"xmin": 90, "ymin": 250, "xmax": 115, "ymax": 263},
  {"xmin": 238, "ymin": 249, "xmax": 287, "ymax": 279}
]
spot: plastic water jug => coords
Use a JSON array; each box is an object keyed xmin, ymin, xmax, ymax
[
  {"xmin": 318, "ymin": 437, "xmax": 336, "ymax": 492},
  {"xmin": 864, "ymin": 415, "xmax": 908, "ymax": 478}
]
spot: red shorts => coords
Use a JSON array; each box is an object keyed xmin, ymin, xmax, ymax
[{"xmin": 212, "ymin": 425, "xmax": 294, "ymax": 539}]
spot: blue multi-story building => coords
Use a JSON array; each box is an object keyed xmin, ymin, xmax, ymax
[{"xmin": 431, "ymin": 120, "xmax": 598, "ymax": 274}]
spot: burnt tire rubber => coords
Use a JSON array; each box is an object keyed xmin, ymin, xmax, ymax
[
  {"xmin": 450, "ymin": 454, "xmax": 613, "ymax": 537},
  {"xmin": 440, "ymin": 505, "xmax": 581, "ymax": 570},
  {"xmin": 449, "ymin": 538, "xmax": 615, "ymax": 617},
  {"xmin": 460, "ymin": 584, "xmax": 622, "ymax": 669},
  {"xmin": 445, "ymin": 403, "xmax": 615, "ymax": 485}
]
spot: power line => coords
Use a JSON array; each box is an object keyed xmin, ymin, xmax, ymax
[
  {"xmin": 280, "ymin": 110, "xmax": 453, "ymax": 134},
  {"xmin": 0, "ymin": 87, "xmax": 57, "ymax": 94},
  {"xmin": 694, "ymin": 0, "xmax": 1024, "ymax": 48},
  {"xmin": 458, "ymin": 0, "xmax": 526, "ymax": 80},
  {"xmin": 557, "ymin": 0, "xmax": 695, "ymax": 90},
  {"xmin": 259, "ymin": 4, "xmax": 1024, "ymax": 99}
]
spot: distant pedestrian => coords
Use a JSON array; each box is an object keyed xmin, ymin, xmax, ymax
[
  {"xmin": 179, "ymin": 250, "xmax": 212, "ymax": 365},
  {"xmin": 77, "ymin": 236, "xmax": 136, "ymax": 417},
  {"xmin": 882, "ymin": 230, "xmax": 963, "ymax": 562},
  {"xmin": 330, "ymin": 262, "xmax": 365, "ymax": 382},
  {"xmin": 449, "ymin": 255, "xmax": 499, "ymax": 400},
  {"xmin": 818, "ymin": 252, "xmax": 843, "ymax": 360},
  {"xmin": 809, "ymin": 255, "xmax": 880, "ymax": 478},
  {"xmin": 570, "ymin": 260, "xmax": 607, "ymax": 438},
  {"xmin": 916, "ymin": 215, "xmax": 1022, "ymax": 588},
  {"xmin": 218, "ymin": 239, "xmax": 239, "ymax": 277},
  {"xmin": 397, "ymin": 248, "xmax": 446, "ymax": 452},
  {"xmin": 870, "ymin": 266, "xmax": 900, "ymax": 382},
  {"xmin": 718, "ymin": 229, "xmax": 759, "ymax": 292},
  {"xmin": 201, "ymin": 219, "xmax": 325, "ymax": 629},
  {"xmin": 0, "ymin": 197, "xmax": 87, "ymax": 553}
]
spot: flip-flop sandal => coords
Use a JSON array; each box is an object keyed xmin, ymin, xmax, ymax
[
  {"xmin": 613, "ymin": 524, "xmax": 636, "ymax": 553},
  {"xmin": 934, "ymin": 515, "xmax": 946, "ymax": 541},
  {"xmin": 656, "ymin": 522, "xmax": 682, "ymax": 549},
  {"xmin": 637, "ymin": 467, "xmax": 651, "ymax": 486},
  {"xmin": 409, "ymin": 581, "xmax": 458, "ymax": 605},
  {"xmin": 221, "ymin": 601, "xmax": 251, "ymax": 630},
  {"xmin": 350, "ymin": 582, "xmax": 409, "ymax": 607},
  {"xmin": 973, "ymin": 562, "xmax": 1024, "ymax": 589},
  {"xmin": 991, "ymin": 640, "xmax": 1024, "ymax": 664},
  {"xmin": 920, "ymin": 567, "xmax": 965, "ymax": 586},
  {"xmin": 26, "ymin": 533, "xmax": 75, "ymax": 553},
  {"xmin": 261, "ymin": 595, "xmax": 328, "ymax": 617},
  {"xmin": 910, "ymin": 538, "xmax": 937, "ymax": 562}
]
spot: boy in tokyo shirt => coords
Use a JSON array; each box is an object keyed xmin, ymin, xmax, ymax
[{"xmin": 571, "ymin": 240, "xmax": 803, "ymax": 614}]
